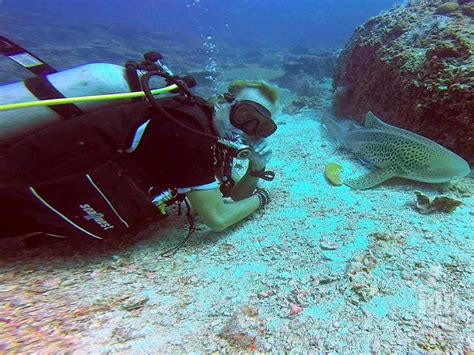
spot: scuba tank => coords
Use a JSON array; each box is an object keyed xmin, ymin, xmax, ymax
[
  {"xmin": 0, "ymin": 35, "xmax": 177, "ymax": 146},
  {"xmin": 0, "ymin": 63, "xmax": 132, "ymax": 145}
]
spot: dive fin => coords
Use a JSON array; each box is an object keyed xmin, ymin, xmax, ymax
[{"xmin": 344, "ymin": 166, "xmax": 398, "ymax": 190}]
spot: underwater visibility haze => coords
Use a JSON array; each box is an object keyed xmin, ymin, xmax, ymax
[{"xmin": 0, "ymin": 0, "xmax": 473, "ymax": 352}]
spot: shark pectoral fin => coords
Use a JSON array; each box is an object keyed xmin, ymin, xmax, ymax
[{"xmin": 344, "ymin": 166, "xmax": 398, "ymax": 190}]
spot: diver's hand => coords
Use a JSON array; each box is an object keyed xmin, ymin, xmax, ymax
[{"xmin": 248, "ymin": 139, "xmax": 272, "ymax": 171}]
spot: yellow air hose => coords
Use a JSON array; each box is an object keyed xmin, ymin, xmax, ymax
[{"xmin": 0, "ymin": 84, "xmax": 178, "ymax": 111}]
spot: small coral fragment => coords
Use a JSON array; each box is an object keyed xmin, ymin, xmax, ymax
[
  {"xmin": 324, "ymin": 162, "xmax": 344, "ymax": 186},
  {"xmin": 289, "ymin": 303, "xmax": 304, "ymax": 316}
]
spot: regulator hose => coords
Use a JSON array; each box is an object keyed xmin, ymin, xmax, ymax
[{"xmin": 140, "ymin": 70, "xmax": 218, "ymax": 142}]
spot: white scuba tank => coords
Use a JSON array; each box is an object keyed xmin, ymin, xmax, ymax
[{"xmin": 0, "ymin": 63, "xmax": 132, "ymax": 145}]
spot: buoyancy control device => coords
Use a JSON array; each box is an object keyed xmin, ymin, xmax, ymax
[{"xmin": 0, "ymin": 37, "xmax": 208, "ymax": 243}]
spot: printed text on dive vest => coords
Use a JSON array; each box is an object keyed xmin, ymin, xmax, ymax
[{"xmin": 80, "ymin": 204, "xmax": 114, "ymax": 230}]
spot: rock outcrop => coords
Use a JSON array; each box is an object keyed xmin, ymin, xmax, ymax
[
  {"xmin": 333, "ymin": 0, "xmax": 473, "ymax": 163},
  {"xmin": 276, "ymin": 51, "xmax": 336, "ymax": 96}
]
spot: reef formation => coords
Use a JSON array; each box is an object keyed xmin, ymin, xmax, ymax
[{"xmin": 333, "ymin": 0, "xmax": 473, "ymax": 163}]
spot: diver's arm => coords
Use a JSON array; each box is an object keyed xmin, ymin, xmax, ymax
[
  {"xmin": 186, "ymin": 188, "xmax": 260, "ymax": 232},
  {"xmin": 229, "ymin": 164, "xmax": 263, "ymax": 201}
]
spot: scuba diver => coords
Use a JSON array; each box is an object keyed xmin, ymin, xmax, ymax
[{"xmin": 0, "ymin": 37, "xmax": 279, "ymax": 251}]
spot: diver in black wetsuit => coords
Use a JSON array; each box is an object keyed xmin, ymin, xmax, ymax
[{"xmin": 0, "ymin": 73, "xmax": 279, "ymax": 246}]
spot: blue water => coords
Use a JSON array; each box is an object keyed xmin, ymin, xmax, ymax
[{"xmin": 1, "ymin": 0, "xmax": 399, "ymax": 49}]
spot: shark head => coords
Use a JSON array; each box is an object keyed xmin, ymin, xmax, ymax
[{"xmin": 412, "ymin": 149, "xmax": 471, "ymax": 183}]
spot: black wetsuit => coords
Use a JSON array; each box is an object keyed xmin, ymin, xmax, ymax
[{"xmin": 0, "ymin": 96, "xmax": 217, "ymax": 241}]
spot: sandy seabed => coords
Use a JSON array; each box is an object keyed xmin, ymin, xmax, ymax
[{"xmin": 0, "ymin": 86, "xmax": 473, "ymax": 354}]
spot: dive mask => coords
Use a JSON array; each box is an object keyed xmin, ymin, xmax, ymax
[{"xmin": 230, "ymin": 100, "xmax": 277, "ymax": 138}]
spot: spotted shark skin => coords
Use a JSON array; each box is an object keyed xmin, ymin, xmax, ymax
[{"xmin": 322, "ymin": 112, "xmax": 471, "ymax": 189}]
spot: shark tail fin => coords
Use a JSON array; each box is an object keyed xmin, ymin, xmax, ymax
[{"xmin": 344, "ymin": 166, "xmax": 398, "ymax": 190}]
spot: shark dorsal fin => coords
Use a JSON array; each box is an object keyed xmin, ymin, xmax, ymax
[
  {"xmin": 364, "ymin": 111, "xmax": 446, "ymax": 146},
  {"xmin": 364, "ymin": 111, "xmax": 389, "ymax": 129}
]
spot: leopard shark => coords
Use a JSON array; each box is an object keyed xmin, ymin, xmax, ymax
[{"xmin": 322, "ymin": 112, "xmax": 471, "ymax": 189}]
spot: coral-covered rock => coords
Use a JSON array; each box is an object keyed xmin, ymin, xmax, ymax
[
  {"xmin": 434, "ymin": 2, "xmax": 460, "ymax": 14},
  {"xmin": 462, "ymin": 2, "xmax": 474, "ymax": 16},
  {"xmin": 283, "ymin": 96, "xmax": 322, "ymax": 114},
  {"xmin": 276, "ymin": 52, "xmax": 336, "ymax": 96},
  {"xmin": 281, "ymin": 54, "xmax": 335, "ymax": 79},
  {"xmin": 333, "ymin": 0, "xmax": 474, "ymax": 163},
  {"xmin": 277, "ymin": 52, "xmax": 336, "ymax": 114}
]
